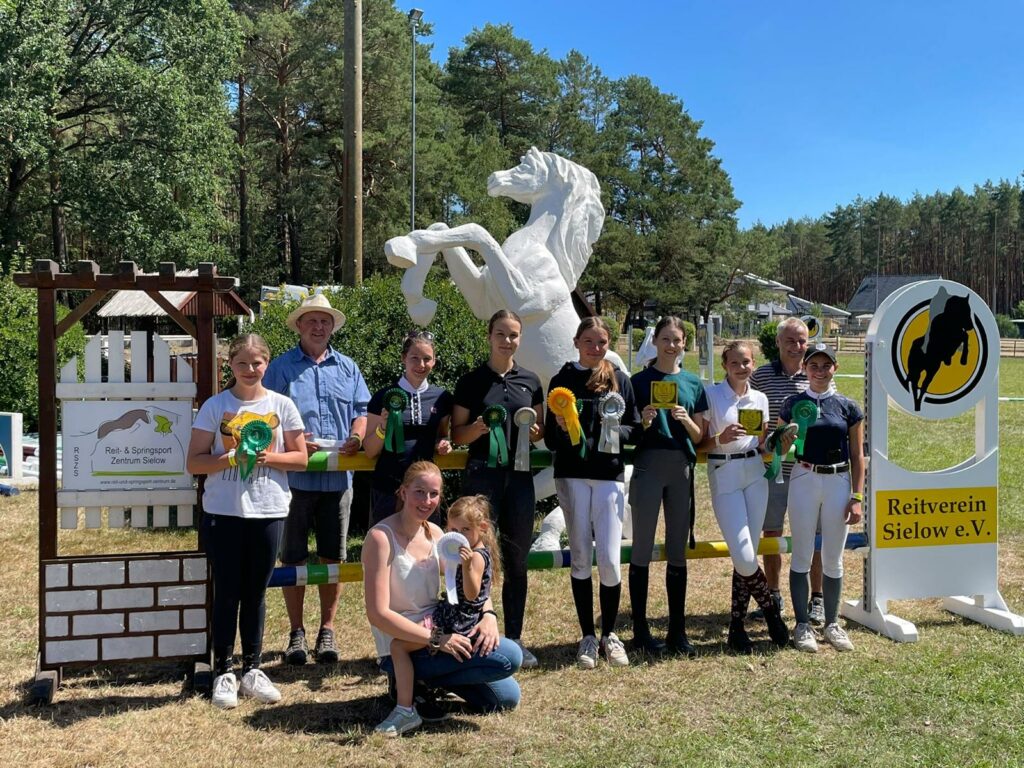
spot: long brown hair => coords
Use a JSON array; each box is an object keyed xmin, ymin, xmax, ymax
[
  {"xmin": 395, "ymin": 461, "xmax": 444, "ymax": 539},
  {"xmin": 446, "ymin": 495, "xmax": 502, "ymax": 585},
  {"xmin": 574, "ymin": 316, "xmax": 618, "ymax": 393},
  {"xmin": 224, "ymin": 333, "xmax": 271, "ymax": 390}
]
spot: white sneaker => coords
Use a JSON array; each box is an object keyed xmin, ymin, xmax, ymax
[
  {"xmin": 823, "ymin": 622, "xmax": 854, "ymax": 652},
  {"xmin": 577, "ymin": 634, "xmax": 599, "ymax": 669},
  {"xmin": 211, "ymin": 672, "xmax": 238, "ymax": 709},
  {"xmin": 792, "ymin": 622, "xmax": 818, "ymax": 653},
  {"xmin": 375, "ymin": 705, "xmax": 423, "ymax": 737},
  {"xmin": 239, "ymin": 668, "xmax": 282, "ymax": 704},
  {"xmin": 600, "ymin": 632, "xmax": 630, "ymax": 667},
  {"xmin": 511, "ymin": 638, "xmax": 538, "ymax": 669}
]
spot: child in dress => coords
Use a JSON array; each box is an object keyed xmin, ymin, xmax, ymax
[{"xmin": 376, "ymin": 495, "xmax": 502, "ymax": 736}]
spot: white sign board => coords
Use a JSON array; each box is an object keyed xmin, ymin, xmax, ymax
[
  {"xmin": 61, "ymin": 401, "xmax": 192, "ymax": 490},
  {"xmin": 843, "ymin": 279, "xmax": 1022, "ymax": 640}
]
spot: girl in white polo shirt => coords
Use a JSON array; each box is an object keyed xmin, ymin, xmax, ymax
[{"xmin": 701, "ymin": 340, "xmax": 789, "ymax": 653}]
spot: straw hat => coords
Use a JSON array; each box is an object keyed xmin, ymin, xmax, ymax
[{"xmin": 286, "ymin": 294, "xmax": 346, "ymax": 333}]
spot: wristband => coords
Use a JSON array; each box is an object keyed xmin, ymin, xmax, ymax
[
  {"xmin": 375, "ymin": 425, "xmax": 386, "ymax": 440},
  {"xmin": 713, "ymin": 432, "xmax": 722, "ymax": 447},
  {"xmin": 226, "ymin": 449, "xmax": 237, "ymax": 468},
  {"xmin": 850, "ymin": 492, "xmax": 863, "ymax": 502},
  {"xmin": 482, "ymin": 609, "xmax": 498, "ymax": 618},
  {"xmin": 428, "ymin": 624, "xmax": 443, "ymax": 655},
  {"xmin": 349, "ymin": 432, "xmax": 363, "ymax": 447}
]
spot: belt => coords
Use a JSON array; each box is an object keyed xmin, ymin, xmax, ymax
[
  {"xmin": 707, "ymin": 449, "xmax": 758, "ymax": 461},
  {"xmin": 799, "ymin": 461, "xmax": 850, "ymax": 475}
]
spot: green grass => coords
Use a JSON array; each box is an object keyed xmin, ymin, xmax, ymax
[{"xmin": 1, "ymin": 356, "xmax": 1023, "ymax": 767}]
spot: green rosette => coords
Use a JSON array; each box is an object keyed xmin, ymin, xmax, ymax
[
  {"xmin": 482, "ymin": 404, "xmax": 509, "ymax": 468},
  {"xmin": 763, "ymin": 424, "xmax": 793, "ymax": 482},
  {"xmin": 238, "ymin": 419, "xmax": 273, "ymax": 480},
  {"xmin": 791, "ymin": 399, "xmax": 820, "ymax": 455},
  {"xmin": 382, "ymin": 387, "xmax": 410, "ymax": 453}
]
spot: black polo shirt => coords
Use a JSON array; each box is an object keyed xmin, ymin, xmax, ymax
[
  {"xmin": 368, "ymin": 381, "xmax": 453, "ymax": 493},
  {"xmin": 453, "ymin": 362, "xmax": 544, "ymax": 464}
]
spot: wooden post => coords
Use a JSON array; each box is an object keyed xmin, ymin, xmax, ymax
[{"xmin": 342, "ymin": 0, "xmax": 363, "ymax": 286}]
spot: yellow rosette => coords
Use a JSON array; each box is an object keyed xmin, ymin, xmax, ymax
[{"xmin": 548, "ymin": 387, "xmax": 584, "ymax": 452}]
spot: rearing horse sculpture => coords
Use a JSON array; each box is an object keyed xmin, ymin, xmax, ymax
[{"xmin": 384, "ymin": 147, "xmax": 607, "ymax": 384}]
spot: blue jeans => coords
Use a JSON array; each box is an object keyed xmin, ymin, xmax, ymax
[{"xmin": 379, "ymin": 636, "xmax": 522, "ymax": 712}]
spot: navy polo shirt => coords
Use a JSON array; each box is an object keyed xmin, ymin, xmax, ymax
[
  {"xmin": 368, "ymin": 382, "xmax": 452, "ymax": 492},
  {"xmin": 453, "ymin": 362, "xmax": 544, "ymax": 464},
  {"xmin": 780, "ymin": 392, "xmax": 864, "ymax": 465}
]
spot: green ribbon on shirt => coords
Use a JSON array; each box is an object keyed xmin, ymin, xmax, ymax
[
  {"xmin": 382, "ymin": 387, "xmax": 409, "ymax": 453},
  {"xmin": 482, "ymin": 404, "xmax": 509, "ymax": 468},
  {"xmin": 791, "ymin": 399, "xmax": 819, "ymax": 455},
  {"xmin": 238, "ymin": 420, "xmax": 273, "ymax": 481}
]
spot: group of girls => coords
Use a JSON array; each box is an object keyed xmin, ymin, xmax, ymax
[{"xmin": 185, "ymin": 306, "xmax": 865, "ymax": 723}]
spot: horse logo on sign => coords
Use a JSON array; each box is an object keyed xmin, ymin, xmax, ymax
[{"xmin": 890, "ymin": 286, "xmax": 989, "ymax": 412}]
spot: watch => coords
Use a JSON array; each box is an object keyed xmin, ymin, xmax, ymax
[{"xmin": 428, "ymin": 624, "xmax": 442, "ymax": 655}]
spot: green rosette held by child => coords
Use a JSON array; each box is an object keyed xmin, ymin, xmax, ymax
[
  {"xmin": 482, "ymin": 404, "xmax": 509, "ymax": 468},
  {"xmin": 382, "ymin": 387, "xmax": 410, "ymax": 453},
  {"xmin": 238, "ymin": 419, "xmax": 273, "ymax": 480}
]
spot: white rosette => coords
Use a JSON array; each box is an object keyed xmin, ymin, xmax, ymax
[
  {"xmin": 597, "ymin": 392, "xmax": 626, "ymax": 454},
  {"xmin": 513, "ymin": 407, "xmax": 537, "ymax": 471},
  {"xmin": 437, "ymin": 531, "xmax": 470, "ymax": 604}
]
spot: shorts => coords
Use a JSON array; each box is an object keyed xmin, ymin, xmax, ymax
[{"xmin": 280, "ymin": 487, "xmax": 352, "ymax": 563}]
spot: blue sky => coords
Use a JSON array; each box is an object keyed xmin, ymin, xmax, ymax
[{"xmin": 408, "ymin": 1, "xmax": 1024, "ymax": 228}]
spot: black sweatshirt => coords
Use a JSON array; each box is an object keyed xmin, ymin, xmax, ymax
[{"xmin": 544, "ymin": 363, "xmax": 640, "ymax": 482}]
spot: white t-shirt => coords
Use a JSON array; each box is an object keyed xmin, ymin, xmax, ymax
[
  {"xmin": 704, "ymin": 380, "xmax": 770, "ymax": 454},
  {"xmin": 192, "ymin": 389, "xmax": 304, "ymax": 518}
]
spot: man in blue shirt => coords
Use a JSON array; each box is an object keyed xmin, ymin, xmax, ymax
[{"xmin": 265, "ymin": 294, "xmax": 370, "ymax": 665}]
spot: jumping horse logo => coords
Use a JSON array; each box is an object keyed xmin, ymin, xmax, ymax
[{"xmin": 893, "ymin": 287, "xmax": 987, "ymax": 412}]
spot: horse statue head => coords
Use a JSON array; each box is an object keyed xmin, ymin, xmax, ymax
[{"xmin": 487, "ymin": 147, "xmax": 605, "ymax": 291}]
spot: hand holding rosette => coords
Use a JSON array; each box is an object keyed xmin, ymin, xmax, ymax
[
  {"xmin": 548, "ymin": 387, "xmax": 586, "ymax": 457},
  {"xmin": 437, "ymin": 531, "xmax": 470, "ymax": 604}
]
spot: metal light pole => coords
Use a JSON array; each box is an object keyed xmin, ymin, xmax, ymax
[{"xmin": 409, "ymin": 8, "xmax": 422, "ymax": 231}]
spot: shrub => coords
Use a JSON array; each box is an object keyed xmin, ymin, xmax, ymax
[
  {"xmin": 995, "ymin": 313, "xmax": 1019, "ymax": 339},
  {"xmin": 631, "ymin": 327, "xmax": 646, "ymax": 351},
  {"xmin": 682, "ymin": 320, "xmax": 696, "ymax": 351},
  {"xmin": 249, "ymin": 273, "xmax": 489, "ymax": 394},
  {"xmin": 758, "ymin": 321, "xmax": 780, "ymax": 362},
  {"xmin": 0, "ymin": 278, "xmax": 87, "ymax": 431}
]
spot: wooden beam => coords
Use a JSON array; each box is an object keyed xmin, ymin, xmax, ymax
[
  {"xmin": 56, "ymin": 288, "xmax": 108, "ymax": 338},
  {"xmin": 12, "ymin": 272, "xmax": 237, "ymax": 291},
  {"xmin": 146, "ymin": 290, "xmax": 197, "ymax": 338}
]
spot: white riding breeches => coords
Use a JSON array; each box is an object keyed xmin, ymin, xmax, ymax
[
  {"xmin": 787, "ymin": 464, "xmax": 850, "ymax": 578},
  {"xmin": 555, "ymin": 478, "xmax": 625, "ymax": 586},
  {"xmin": 708, "ymin": 455, "xmax": 769, "ymax": 577}
]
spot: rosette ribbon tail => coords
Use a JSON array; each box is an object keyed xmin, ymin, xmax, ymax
[
  {"xmin": 488, "ymin": 425, "xmax": 509, "ymax": 468},
  {"xmin": 791, "ymin": 400, "xmax": 819, "ymax": 455},
  {"xmin": 385, "ymin": 408, "xmax": 405, "ymax": 453},
  {"xmin": 598, "ymin": 415, "xmax": 621, "ymax": 454},
  {"xmin": 513, "ymin": 408, "xmax": 536, "ymax": 471}
]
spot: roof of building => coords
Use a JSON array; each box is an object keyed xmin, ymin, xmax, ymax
[
  {"xmin": 787, "ymin": 294, "xmax": 851, "ymax": 318},
  {"xmin": 846, "ymin": 275, "xmax": 941, "ymax": 314},
  {"xmin": 97, "ymin": 270, "xmax": 251, "ymax": 318}
]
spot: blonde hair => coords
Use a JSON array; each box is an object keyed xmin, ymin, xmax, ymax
[
  {"xmin": 574, "ymin": 316, "xmax": 618, "ymax": 394},
  {"xmin": 775, "ymin": 316, "xmax": 809, "ymax": 340},
  {"xmin": 224, "ymin": 334, "xmax": 271, "ymax": 390},
  {"xmin": 720, "ymin": 339, "xmax": 754, "ymax": 368},
  {"xmin": 396, "ymin": 461, "xmax": 444, "ymax": 538},
  {"xmin": 447, "ymin": 495, "xmax": 502, "ymax": 584}
]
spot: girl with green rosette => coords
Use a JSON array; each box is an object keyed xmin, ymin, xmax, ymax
[
  {"xmin": 187, "ymin": 335, "xmax": 308, "ymax": 709},
  {"xmin": 545, "ymin": 317, "xmax": 639, "ymax": 670},
  {"xmin": 452, "ymin": 310, "xmax": 545, "ymax": 667},
  {"xmin": 780, "ymin": 343, "xmax": 865, "ymax": 653},
  {"xmin": 364, "ymin": 330, "xmax": 453, "ymax": 524}
]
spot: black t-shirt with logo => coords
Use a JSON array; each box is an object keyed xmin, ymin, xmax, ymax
[{"xmin": 453, "ymin": 362, "xmax": 544, "ymax": 466}]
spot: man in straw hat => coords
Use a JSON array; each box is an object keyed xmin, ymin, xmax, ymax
[{"xmin": 265, "ymin": 293, "xmax": 370, "ymax": 664}]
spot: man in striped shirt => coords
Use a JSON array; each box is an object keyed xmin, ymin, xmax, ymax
[{"xmin": 749, "ymin": 317, "xmax": 825, "ymax": 625}]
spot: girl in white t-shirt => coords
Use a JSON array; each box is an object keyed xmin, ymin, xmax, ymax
[
  {"xmin": 187, "ymin": 334, "xmax": 307, "ymax": 709},
  {"xmin": 699, "ymin": 340, "xmax": 789, "ymax": 654}
]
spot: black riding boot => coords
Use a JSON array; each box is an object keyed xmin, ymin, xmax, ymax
[
  {"xmin": 629, "ymin": 565, "xmax": 665, "ymax": 654},
  {"xmin": 665, "ymin": 564, "xmax": 696, "ymax": 657}
]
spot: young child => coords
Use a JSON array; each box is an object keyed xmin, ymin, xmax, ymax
[
  {"xmin": 376, "ymin": 495, "xmax": 502, "ymax": 736},
  {"xmin": 186, "ymin": 334, "xmax": 308, "ymax": 709}
]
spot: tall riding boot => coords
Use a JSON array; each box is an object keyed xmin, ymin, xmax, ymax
[
  {"xmin": 745, "ymin": 568, "xmax": 790, "ymax": 648},
  {"xmin": 727, "ymin": 570, "xmax": 753, "ymax": 654},
  {"xmin": 629, "ymin": 565, "xmax": 665, "ymax": 654},
  {"xmin": 665, "ymin": 564, "xmax": 696, "ymax": 657}
]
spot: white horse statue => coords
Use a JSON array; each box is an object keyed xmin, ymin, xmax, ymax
[
  {"xmin": 385, "ymin": 148, "xmax": 630, "ymax": 549},
  {"xmin": 384, "ymin": 146, "xmax": 622, "ymax": 383}
]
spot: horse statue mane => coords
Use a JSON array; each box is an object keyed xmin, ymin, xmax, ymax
[{"xmin": 533, "ymin": 149, "xmax": 605, "ymax": 291}]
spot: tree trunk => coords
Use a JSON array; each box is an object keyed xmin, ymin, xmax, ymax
[
  {"xmin": 1, "ymin": 156, "xmax": 27, "ymax": 275},
  {"xmin": 237, "ymin": 71, "xmax": 250, "ymax": 295},
  {"xmin": 288, "ymin": 211, "xmax": 302, "ymax": 284},
  {"xmin": 50, "ymin": 159, "xmax": 67, "ymax": 269}
]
